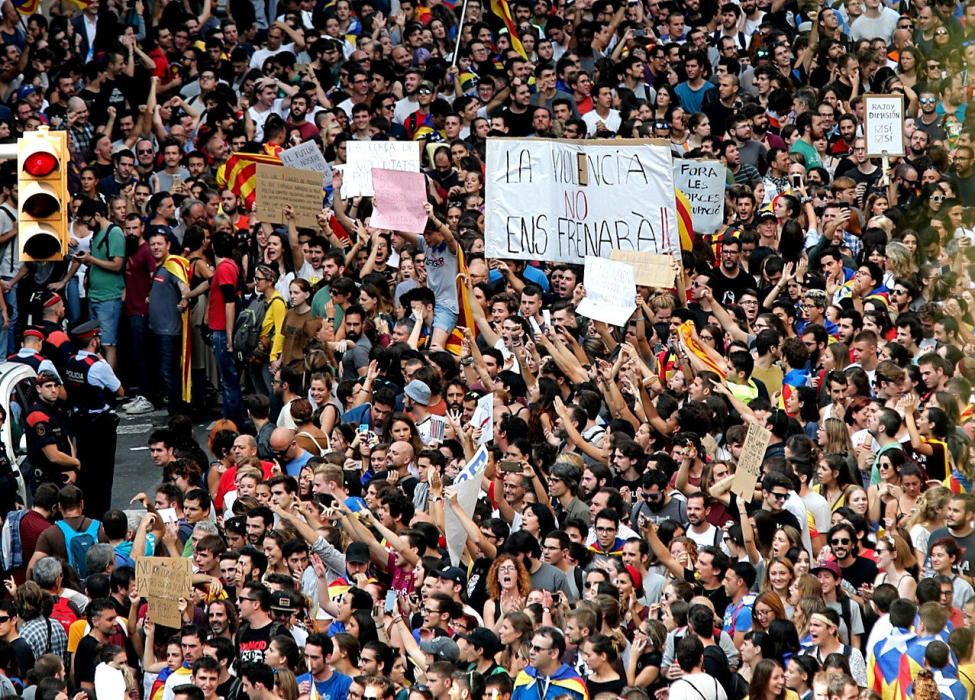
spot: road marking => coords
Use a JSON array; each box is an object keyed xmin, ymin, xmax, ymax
[{"xmin": 118, "ymin": 423, "xmax": 153, "ymax": 435}]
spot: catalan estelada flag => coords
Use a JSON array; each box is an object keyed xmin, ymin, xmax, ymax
[
  {"xmin": 216, "ymin": 151, "xmax": 282, "ymax": 211},
  {"xmin": 162, "ymin": 254, "xmax": 193, "ymax": 403},
  {"xmin": 868, "ymin": 626, "xmax": 917, "ymax": 700},
  {"xmin": 445, "ymin": 248, "xmax": 477, "ymax": 357},
  {"xmin": 490, "ymin": 0, "xmax": 527, "ymax": 58},
  {"xmin": 13, "ymin": 0, "xmax": 40, "ymax": 14}
]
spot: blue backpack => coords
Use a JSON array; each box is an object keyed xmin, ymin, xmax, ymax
[{"xmin": 55, "ymin": 519, "xmax": 100, "ymax": 577}]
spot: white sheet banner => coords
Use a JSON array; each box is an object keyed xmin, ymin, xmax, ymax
[
  {"xmin": 344, "ymin": 141, "xmax": 420, "ymax": 197},
  {"xmin": 577, "ymin": 256, "xmax": 637, "ymax": 326},
  {"xmin": 485, "ymin": 138, "xmax": 680, "ymax": 263},
  {"xmin": 445, "ymin": 445, "xmax": 489, "ymax": 566},
  {"xmin": 672, "ymin": 158, "xmax": 726, "ymax": 234}
]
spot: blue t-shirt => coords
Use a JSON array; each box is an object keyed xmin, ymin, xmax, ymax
[
  {"xmin": 296, "ymin": 670, "xmax": 352, "ymax": 700},
  {"xmin": 285, "ymin": 451, "xmax": 314, "ymax": 478}
]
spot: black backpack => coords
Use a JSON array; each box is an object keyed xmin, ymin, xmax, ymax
[{"xmin": 233, "ymin": 295, "xmax": 284, "ymax": 360}]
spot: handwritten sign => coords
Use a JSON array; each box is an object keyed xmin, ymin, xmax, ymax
[
  {"xmin": 256, "ymin": 164, "xmax": 323, "ymax": 229},
  {"xmin": 345, "ymin": 141, "xmax": 420, "ymax": 197},
  {"xmin": 485, "ymin": 138, "xmax": 679, "ymax": 263},
  {"xmin": 864, "ymin": 95, "xmax": 905, "ymax": 157},
  {"xmin": 731, "ymin": 422, "xmax": 772, "ymax": 499},
  {"xmin": 281, "ymin": 140, "xmax": 330, "ymax": 175},
  {"xmin": 672, "ymin": 159, "xmax": 726, "ymax": 233},
  {"xmin": 371, "ymin": 169, "xmax": 428, "ymax": 232},
  {"xmin": 576, "ymin": 256, "xmax": 637, "ymax": 327},
  {"xmin": 136, "ymin": 557, "xmax": 193, "ymax": 628},
  {"xmin": 472, "ymin": 392, "xmax": 494, "ymax": 445},
  {"xmin": 609, "ymin": 250, "xmax": 677, "ymax": 288}
]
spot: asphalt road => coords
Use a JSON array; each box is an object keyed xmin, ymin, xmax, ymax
[{"xmin": 111, "ymin": 407, "xmax": 213, "ymax": 509}]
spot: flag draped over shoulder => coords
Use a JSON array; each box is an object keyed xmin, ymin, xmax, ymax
[
  {"xmin": 216, "ymin": 151, "xmax": 282, "ymax": 210},
  {"xmin": 445, "ymin": 248, "xmax": 477, "ymax": 357},
  {"xmin": 868, "ymin": 627, "xmax": 917, "ymax": 700},
  {"xmin": 163, "ymin": 255, "xmax": 193, "ymax": 403},
  {"xmin": 13, "ymin": 0, "xmax": 40, "ymax": 14},
  {"xmin": 677, "ymin": 320, "xmax": 726, "ymax": 379},
  {"xmin": 490, "ymin": 0, "xmax": 527, "ymax": 58}
]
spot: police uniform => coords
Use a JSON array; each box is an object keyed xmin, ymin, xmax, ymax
[
  {"xmin": 8, "ymin": 329, "xmax": 61, "ymax": 378},
  {"xmin": 26, "ymin": 383, "xmax": 75, "ymax": 488},
  {"xmin": 34, "ymin": 293, "xmax": 72, "ymax": 374},
  {"xmin": 65, "ymin": 321, "xmax": 121, "ymax": 518}
]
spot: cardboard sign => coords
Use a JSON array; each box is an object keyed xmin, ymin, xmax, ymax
[
  {"xmin": 281, "ymin": 140, "xmax": 330, "ymax": 175},
  {"xmin": 864, "ymin": 95, "xmax": 905, "ymax": 157},
  {"xmin": 576, "ymin": 256, "xmax": 637, "ymax": 326},
  {"xmin": 136, "ymin": 557, "xmax": 193, "ymax": 628},
  {"xmin": 731, "ymin": 422, "xmax": 772, "ymax": 499},
  {"xmin": 485, "ymin": 138, "xmax": 680, "ymax": 263},
  {"xmin": 370, "ymin": 169, "xmax": 428, "ymax": 233},
  {"xmin": 255, "ymin": 164, "xmax": 323, "ymax": 229},
  {"xmin": 345, "ymin": 141, "xmax": 421, "ymax": 197},
  {"xmin": 672, "ymin": 158, "xmax": 726, "ymax": 233},
  {"xmin": 609, "ymin": 250, "xmax": 677, "ymax": 288}
]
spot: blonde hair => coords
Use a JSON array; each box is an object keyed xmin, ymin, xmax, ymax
[
  {"xmin": 905, "ymin": 485, "xmax": 952, "ymax": 529},
  {"xmin": 822, "ymin": 418, "xmax": 853, "ymax": 455},
  {"xmin": 884, "ymin": 240, "xmax": 917, "ymax": 277},
  {"xmin": 761, "ymin": 557, "xmax": 796, "ymax": 594}
]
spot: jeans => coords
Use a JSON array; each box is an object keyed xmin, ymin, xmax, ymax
[
  {"xmin": 212, "ymin": 330, "xmax": 243, "ymax": 424},
  {"xmin": 64, "ymin": 277, "xmax": 83, "ymax": 326},
  {"xmin": 0, "ymin": 278, "xmax": 17, "ymax": 356},
  {"xmin": 90, "ymin": 299, "xmax": 123, "ymax": 346},
  {"xmin": 156, "ymin": 333, "xmax": 182, "ymax": 414},
  {"xmin": 127, "ymin": 315, "xmax": 150, "ymax": 395}
]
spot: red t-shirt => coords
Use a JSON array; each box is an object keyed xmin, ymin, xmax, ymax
[
  {"xmin": 124, "ymin": 242, "xmax": 156, "ymax": 317},
  {"xmin": 208, "ymin": 259, "xmax": 239, "ymax": 332},
  {"xmin": 214, "ymin": 461, "xmax": 276, "ymax": 510},
  {"xmin": 13, "ymin": 511, "xmax": 55, "ymax": 584}
]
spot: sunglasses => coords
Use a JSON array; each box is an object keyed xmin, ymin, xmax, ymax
[{"xmin": 830, "ymin": 538, "xmax": 851, "ymax": 545}]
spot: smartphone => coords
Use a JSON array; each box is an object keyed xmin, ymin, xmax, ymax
[
  {"xmin": 634, "ymin": 27, "xmax": 646, "ymax": 37},
  {"xmin": 358, "ymin": 423, "xmax": 369, "ymax": 435},
  {"xmin": 384, "ymin": 589, "xmax": 397, "ymax": 613},
  {"xmin": 172, "ymin": 175, "xmax": 182, "ymax": 189},
  {"xmin": 500, "ymin": 460, "xmax": 522, "ymax": 473},
  {"xmin": 790, "ymin": 173, "xmax": 802, "ymax": 188},
  {"xmin": 542, "ymin": 309, "xmax": 551, "ymax": 327}
]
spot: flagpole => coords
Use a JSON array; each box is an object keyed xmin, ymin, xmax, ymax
[{"xmin": 451, "ymin": 0, "xmax": 470, "ymax": 69}]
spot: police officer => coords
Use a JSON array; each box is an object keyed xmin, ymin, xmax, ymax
[
  {"xmin": 25, "ymin": 371, "xmax": 79, "ymax": 489},
  {"xmin": 34, "ymin": 291, "xmax": 71, "ymax": 373},
  {"xmin": 8, "ymin": 328, "xmax": 61, "ymax": 377},
  {"xmin": 64, "ymin": 320, "xmax": 123, "ymax": 518}
]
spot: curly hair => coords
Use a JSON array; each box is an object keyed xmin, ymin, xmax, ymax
[{"xmin": 486, "ymin": 554, "xmax": 532, "ymax": 600}]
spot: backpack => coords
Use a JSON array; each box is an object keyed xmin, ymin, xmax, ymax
[
  {"xmin": 50, "ymin": 595, "xmax": 81, "ymax": 634},
  {"xmin": 233, "ymin": 295, "xmax": 284, "ymax": 361},
  {"xmin": 56, "ymin": 518, "xmax": 100, "ymax": 578}
]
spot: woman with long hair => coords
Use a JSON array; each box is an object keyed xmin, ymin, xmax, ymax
[
  {"xmin": 815, "ymin": 453, "xmax": 859, "ymax": 512},
  {"xmin": 262, "ymin": 213, "xmax": 307, "ymax": 297},
  {"xmin": 762, "ymin": 558, "xmax": 797, "ymax": 613},
  {"xmin": 581, "ymin": 634, "xmax": 625, "ymax": 696},
  {"xmin": 752, "ymin": 591, "xmax": 787, "ymax": 633},
  {"xmin": 265, "ymin": 635, "xmax": 302, "ymax": 673},
  {"xmin": 867, "ymin": 449, "xmax": 906, "ymax": 525},
  {"xmin": 626, "ymin": 620, "xmax": 666, "ymax": 690},
  {"xmin": 817, "ymin": 418, "xmax": 853, "ymax": 457},
  {"xmin": 872, "ymin": 532, "xmax": 917, "ymax": 600},
  {"xmin": 279, "ymin": 278, "xmax": 322, "ymax": 373},
  {"xmin": 381, "ymin": 412, "xmax": 424, "ymax": 454},
  {"xmin": 786, "ymin": 655, "xmax": 819, "ymax": 700},
  {"xmin": 483, "ymin": 556, "xmax": 532, "ymax": 629},
  {"xmin": 496, "ymin": 610, "xmax": 533, "ymax": 672},
  {"xmin": 520, "ymin": 502, "xmax": 556, "ymax": 541},
  {"xmin": 309, "ymin": 371, "xmax": 341, "ymax": 436},
  {"xmin": 904, "ymin": 398, "xmax": 953, "ymax": 483},
  {"xmin": 928, "ymin": 537, "xmax": 975, "ymax": 607},
  {"xmin": 747, "ymin": 659, "xmax": 797, "ymax": 700},
  {"xmin": 906, "ymin": 485, "xmax": 951, "ymax": 563}
]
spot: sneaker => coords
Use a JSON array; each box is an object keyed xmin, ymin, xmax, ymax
[{"xmin": 123, "ymin": 396, "xmax": 155, "ymax": 415}]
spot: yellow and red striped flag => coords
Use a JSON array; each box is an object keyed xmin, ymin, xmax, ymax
[
  {"xmin": 163, "ymin": 254, "xmax": 193, "ymax": 403},
  {"xmin": 216, "ymin": 150, "xmax": 282, "ymax": 211},
  {"xmin": 490, "ymin": 0, "xmax": 527, "ymax": 58},
  {"xmin": 677, "ymin": 320, "xmax": 726, "ymax": 379},
  {"xmin": 675, "ymin": 188, "xmax": 695, "ymax": 253},
  {"xmin": 445, "ymin": 248, "xmax": 477, "ymax": 357},
  {"xmin": 13, "ymin": 0, "xmax": 40, "ymax": 14}
]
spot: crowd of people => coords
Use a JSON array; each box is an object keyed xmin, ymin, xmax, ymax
[{"xmin": 0, "ymin": 0, "xmax": 974, "ymax": 698}]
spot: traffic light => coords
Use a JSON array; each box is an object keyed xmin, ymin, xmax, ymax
[{"xmin": 18, "ymin": 127, "xmax": 68, "ymax": 261}]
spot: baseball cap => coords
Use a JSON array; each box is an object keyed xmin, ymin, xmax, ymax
[
  {"xmin": 437, "ymin": 566, "xmax": 467, "ymax": 587},
  {"xmin": 419, "ymin": 637, "xmax": 460, "ymax": 662},
  {"xmin": 346, "ymin": 542, "xmax": 370, "ymax": 564},
  {"xmin": 461, "ymin": 627, "xmax": 501, "ymax": 656},
  {"xmin": 811, "ymin": 560, "xmax": 841, "ymax": 578}
]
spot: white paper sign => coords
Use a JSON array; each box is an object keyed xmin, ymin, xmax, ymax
[
  {"xmin": 472, "ymin": 392, "xmax": 494, "ymax": 445},
  {"xmin": 281, "ymin": 140, "xmax": 330, "ymax": 174},
  {"xmin": 345, "ymin": 141, "xmax": 421, "ymax": 197},
  {"xmin": 864, "ymin": 95, "xmax": 905, "ymax": 157},
  {"xmin": 672, "ymin": 158, "xmax": 726, "ymax": 234},
  {"xmin": 576, "ymin": 256, "xmax": 637, "ymax": 326},
  {"xmin": 485, "ymin": 138, "xmax": 680, "ymax": 263},
  {"xmin": 445, "ymin": 445, "xmax": 489, "ymax": 565}
]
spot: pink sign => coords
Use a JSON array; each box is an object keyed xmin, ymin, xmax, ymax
[{"xmin": 371, "ymin": 168, "xmax": 428, "ymax": 233}]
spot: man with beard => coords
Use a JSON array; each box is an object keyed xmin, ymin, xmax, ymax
[
  {"xmin": 708, "ymin": 236, "xmax": 754, "ymax": 306},
  {"xmin": 548, "ymin": 463, "xmax": 590, "ymax": 527},
  {"xmin": 630, "ymin": 466, "xmax": 687, "ymax": 526},
  {"xmin": 310, "ymin": 249, "xmax": 347, "ymax": 322},
  {"xmin": 148, "ymin": 229, "xmax": 190, "ymax": 416},
  {"xmin": 826, "ymin": 522, "xmax": 878, "ymax": 593},
  {"xmin": 207, "ymin": 599, "xmax": 236, "ymax": 640},
  {"xmin": 926, "ymin": 494, "xmax": 975, "ymax": 577},
  {"xmin": 283, "ymin": 93, "xmax": 318, "ymax": 142},
  {"xmin": 339, "ymin": 306, "xmax": 372, "ymax": 381}
]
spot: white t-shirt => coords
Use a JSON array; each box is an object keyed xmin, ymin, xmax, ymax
[
  {"xmin": 582, "ymin": 108, "xmax": 622, "ymax": 136},
  {"xmin": 669, "ymin": 673, "xmax": 728, "ymax": 700},
  {"xmin": 250, "ymin": 42, "xmax": 297, "ymax": 70}
]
